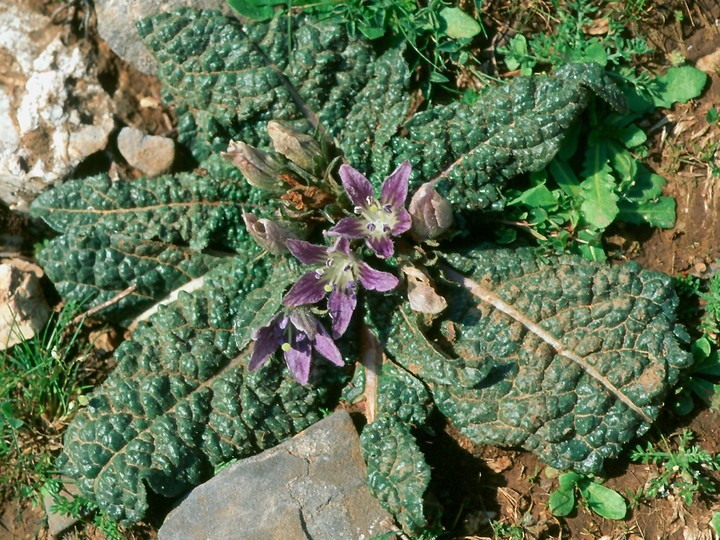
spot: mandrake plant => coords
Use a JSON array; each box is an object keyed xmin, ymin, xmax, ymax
[{"xmin": 30, "ymin": 7, "xmax": 694, "ymax": 534}]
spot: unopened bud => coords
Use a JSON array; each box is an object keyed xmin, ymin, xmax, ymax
[
  {"xmin": 408, "ymin": 180, "xmax": 453, "ymax": 241},
  {"xmin": 267, "ymin": 121, "xmax": 322, "ymax": 172},
  {"xmin": 242, "ymin": 212, "xmax": 298, "ymax": 254},
  {"xmin": 222, "ymin": 141, "xmax": 285, "ymax": 192}
]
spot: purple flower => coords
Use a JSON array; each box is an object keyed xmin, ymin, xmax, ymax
[
  {"xmin": 328, "ymin": 161, "xmax": 412, "ymax": 258},
  {"xmin": 249, "ymin": 307, "xmax": 343, "ymax": 385},
  {"xmin": 283, "ymin": 237, "xmax": 399, "ymax": 337}
]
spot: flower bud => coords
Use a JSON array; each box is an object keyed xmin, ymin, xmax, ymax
[
  {"xmin": 222, "ymin": 141, "xmax": 285, "ymax": 192},
  {"xmin": 267, "ymin": 121, "xmax": 322, "ymax": 172},
  {"xmin": 242, "ymin": 212, "xmax": 298, "ymax": 255},
  {"xmin": 408, "ymin": 180, "xmax": 454, "ymax": 241}
]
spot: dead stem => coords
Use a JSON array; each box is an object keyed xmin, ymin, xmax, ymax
[
  {"xmin": 360, "ymin": 324, "xmax": 382, "ymax": 424},
  {"xmin": 71, "ymin": 284, "xmax": 137, "ymax": 325}
]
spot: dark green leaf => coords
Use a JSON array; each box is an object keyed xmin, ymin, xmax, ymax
[
  {"xmin": 361, "ymin": 415, "xmax": 430, "ymax": 534},
  {"xmin": 58, "ymin": 257, "xmax": 346, "ymax": 524},
  {"xmin": 427, "ymin": 247, "xmax": 691, "ymax": 473},
  {"xmin": 137, "ymin": 9, "xmax": 377, "ymax": 157}
]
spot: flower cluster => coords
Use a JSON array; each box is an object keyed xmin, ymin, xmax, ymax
[{"xmin": 248, "ymin": 161, "xmax": 413, "ymax": 384}]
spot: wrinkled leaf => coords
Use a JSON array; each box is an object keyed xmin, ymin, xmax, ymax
[
  {"xmin": 401, "ymin": 247, "xmax": 691, "ymax": 473},
  {"xmin": 137, "ymin": 9, "xmax": 377, "ymax": 157},
  {"xmin": 361, "ymin": 415, "xmax": 430, "ymax": 534},
  {"xmin": 58, "ymin": 257, "xmax": 345, "ymax": 524}
]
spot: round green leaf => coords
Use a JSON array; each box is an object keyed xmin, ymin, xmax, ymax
[
  {"xmin": 439, "ymin": 7, "xmax": 482, "ymax": 39},
  {"xmin": 549, "ymin": 487, "xmax": 575, "ymax": 517},
  {"xmin": 582, "ymin": 482, "xmax": 627, "ymax": 520}
]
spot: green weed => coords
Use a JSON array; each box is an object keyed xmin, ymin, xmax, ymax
[
  {"xmin": 500, "ymin": 0, "xmax": 651, "ymax": 74},
  {"xmin": 491, "ymin": 519, "xmax": 526, "ymax": 539},
  {"xmin": 549, "ymin": 472, "xmax": 627, "ymax": 520},
  {"xmin": 44, "ymin": 480, "xmax": 123, "ymax": 540},
  {"xmin": 671, "ymin": 270, "xmax": 720, "ymax": 415},
  {"xmin": 671, "ymin": 336, "xmax": 720, "ymax": 415},
  {"xmin": 495, "ymin": 1, "xmax": 706, "ymax": 260},
  {"xmin": 0, "ymin": 303, "xmax": 90, "ymax": 504},
  {"xmin": 631, "ymin": 430, "xmax": 720, "ymax": 505}
]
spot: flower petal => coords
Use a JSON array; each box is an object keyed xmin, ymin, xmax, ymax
[
  {"xmin": 282, "ymin": 272, "xmax": 327, "ymax": 306},
  {"xmin": 392, "ymin": 208, "xmax": 412, "ymax": 236},
  {"xmin": 327, "ymin": 217, "xmax": 366, "ymax": 238},
  {"xmin": 248, "ymin": 320, "xmax": 282, "ymax": 370},
  {"xmin": 328, "ymin": 236, "xmax": 352, "ymax": 256},
  {"xmin": 286, "ymin": 239, "xmax": 328, "ymax": 265},
  {"xmin": 284, "ymin": 333, "xmax": 312, "ymax": 385},
  {"xmin": 339, "ymin": 164, "xmax": 374, "ymax": 207},
  {"xmin": 328, "ymin": 285, "xmax": 357, "ymax": 338},
  {"xmin": 358, "ymin": 262, "xmax": 399, "ymax": 292},
  {"xmin": 314, "ymin": 326, "xmax": 344, "ymax": 366},
  {"xmin": 380, "ymin": 161, "xmax": 411, "ymax": 208},
  {"xmin": 367, "ymin": 235, "xmax": 394, "ymax": 259}
]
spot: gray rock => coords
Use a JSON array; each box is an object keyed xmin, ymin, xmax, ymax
[
  {"xmin": 159, "ymin": 410, "xmax": 397, "ymax": 540},
  {"xmin": 0, "ymin": 0, "xmax": 115, "ymax": 210},
  {"xmin": 96, "ymin": 0, "xmax": 232, "ymax": 74},
  {"xmin": 117, "ymin": 126, "xmax": 175, "ymax": 176}
]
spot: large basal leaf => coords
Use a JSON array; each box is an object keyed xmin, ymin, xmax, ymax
[
  {"xmin": 384, "ymin": 247, "xmax": 691, "ymax": 473},
  {"xmin": 138, "ymin": 9, "xmax": 623, "ymax": 213},
  {"xmin": 385, "ymin": 63, "xmax": 626, "ymax": 211},
  {"xmin": 31, "ymin": 156, "xmax": 258, "ymax": 252},
  {"xmin": 36, "ymin": 231, "xmax": 218, "ymax": 321},
  {"xmin": 30, "ymin": 156, "xmax": 272, "ymax": 319},
  {"xmin": 137, "ymin": 8, "xmax": 376, "ymax": 157},
  {"xmin": 58, "ymin": 260, "xmax": 345, "ymax": 524},
  {"xmin": 361, "ymin": 415, "xmax": 431, "ymax": 534}
]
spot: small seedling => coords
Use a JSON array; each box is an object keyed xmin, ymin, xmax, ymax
[
  {"xmin": 491, "ymin": 519, "xmax": 525, "ymax": 540},
  {"xmin": 631, "ymin": 430, "xmax": 720, "ymax": 505},
  {"xmin": 44, "ymin": 481, "xmax": 123, "ymax": 540},
  {"xmin": 672, "ymin": 336, "xmax": 720, "ymax": 415},
  {"xmin": 712, "ymin": 512, "xmax": 720, "ymax": 535},
  {"xmin": 549, "ymin": 472, "xmax": 627, "ymax": 520}
]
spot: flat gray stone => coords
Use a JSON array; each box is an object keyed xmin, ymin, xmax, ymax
[
  {"xmin": 158, "ymin": 410, "xmax": 396, "ymax": 540},
  {"xmin": 96, "ymin": 0, "xmax": 232, "ymax": 75}
]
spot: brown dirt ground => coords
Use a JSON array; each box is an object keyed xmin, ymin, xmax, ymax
[{"xmin": 3, "ymin": 1, "xmax": 720, "ymax": 539}]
